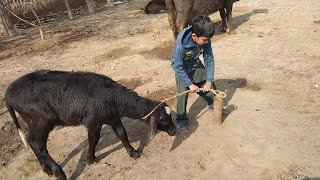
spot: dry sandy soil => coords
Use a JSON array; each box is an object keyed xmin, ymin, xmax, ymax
[{"xmin": 0, "ymin": 0, "xmax": 320, "ymax": 179}]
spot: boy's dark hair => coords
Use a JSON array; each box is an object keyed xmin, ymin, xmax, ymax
[{"xmin": 191, "ymin": 15, "xmax": 215, "ymax": 38}]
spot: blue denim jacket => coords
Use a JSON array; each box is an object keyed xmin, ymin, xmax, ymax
[{"xmin": 171, "ymin": 26, "xmax": 215, "ymax": 87}]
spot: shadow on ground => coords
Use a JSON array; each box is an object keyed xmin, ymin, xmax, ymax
[
  {"xmin": 215, "ymin": 8, "xmax": 269, "ymax": 35},
  {"xmin": 169, "ymin": 78, "xmax": 247, "ymax": 151}
]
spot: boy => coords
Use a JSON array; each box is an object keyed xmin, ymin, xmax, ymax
[{"xmin": 171, "ymin": 15, "xmax": 216, "ymax": 134}]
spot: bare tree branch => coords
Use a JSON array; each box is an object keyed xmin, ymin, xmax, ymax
[
  {"xmin": 0, "ymin": 0, "xmax": 16, "ymax": 36},
  {"xmin": 30, "ymin": 5, "xmax": 42, "ymax": 26},
  {"xmin": 4, "ymin": 6, "xmax": 44, "ymax": 40},
  {"xmin": 4, "ymin": 6, "xmax": 37, "ymax": 27},
  {"xmin": 64, "ymin": 0, "xmax": 73, "ymax": 20}
]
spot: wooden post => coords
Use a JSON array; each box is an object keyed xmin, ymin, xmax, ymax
[
  {"xmin": 4, "ymin": 6, "xmax": 44, "ymax": 40},
  {"xmin": 85, "ymin": 0, "xmax": 96, "ymax": 14},
  {"xmin": 213, "ymin": 92, "xmax": 224, "ymax": 126},
  {"xmin": 64, "ymin": 0, "xmax": 74, "ymax": 20},
  {"xmin": 38, "ymin": 27, "xmax": 44, "ymax": 40},
  {"xmin": 107, "ymin": 0, "xmax": 115, "ymax": 7},
  {"xmin": 0, "ymin": 16, "xmax": 9, "ymax": 35},
  {"xmin": 0, "ymin": 1, "xmax": 16, "ymax": 37}
]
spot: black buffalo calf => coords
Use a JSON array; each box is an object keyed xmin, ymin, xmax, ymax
[{"xmin": 5, "ymin": 70, "xmax": 176, "ymax": 180}]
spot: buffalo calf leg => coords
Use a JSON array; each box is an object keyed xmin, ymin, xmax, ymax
[
  {"xmin": 28, "ymin": 126, "xmax": 67, "ymax": 180},
  {"xmin": 27, "ymin": 136, "xmax": 53, "ymax": 176},
  {"xmin": 226, "ymin": 14, "xmax": 235, "ymax": 33},
  {"xmin": 219, "ymin": 8, "xmax": 227, "ymax": 32},
  {"xmin": 86, "ymin": 123, "xmax": 102, "ymax": 164},
  {"xmin": 225, "ymin": 0, "xmax": 235, "ymax": 33},
  {"xmin": 111, "ymin": 121, "xmax": 141, "ymax": 158}
]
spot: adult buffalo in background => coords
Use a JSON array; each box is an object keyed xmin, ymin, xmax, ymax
[
  {"xmin": 165, "ymin": 0, "xmax": 239, "ymax": 38},
  {"xmin": 145, "ymin": 0, "xmax": 167, "ymax": 14}
]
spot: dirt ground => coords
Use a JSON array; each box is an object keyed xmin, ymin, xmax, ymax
[{"xmin": 0, "ymin": 0, "xmax": 320, "ymax": 179}]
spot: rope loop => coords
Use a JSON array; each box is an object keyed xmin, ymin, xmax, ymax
[{"xmin": 142, "ymin": 89, "xmax": 226, "ymax": 120}]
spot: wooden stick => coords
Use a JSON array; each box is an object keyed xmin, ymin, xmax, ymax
[
  {"xmin": 4, "ymin": 6, "xmax": 37, "ymax": 27},
  {"xmin": 30, "ymin": 6, "xmax": 45, "ymax": 40},
  {"xmin": 213, "ymin": 93, "xmax": 224, "ymax": 126},
  {"xmin": 0, "ymin": 16, "xmax": 9, "ymax": 35},
  {"xmin": 4, "ymin": 6, "xmax": 45, "ymax": 40},
  {"xmin": 38, "ymin": 27, "xmax": 44, "ymax": 40},
  {"xmin": 64, "ymin": 0, "xmax": 74, "ymax": 20}
]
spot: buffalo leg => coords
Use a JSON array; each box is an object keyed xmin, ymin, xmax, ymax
[
  {"xmin": 165, "ymin": 0, "xmax": 178, "ymax": 38},
  {"xmin": 225, "ymin": 0, "xmax": 235, "ymax": 33},
  {"xmin": 176, "ymin": 13, "xmax": 188, "ymax": 36},
  {"xmin": 219, "ymin": 8, "xmax": 227, "ymax": 32},
  {"xmin": 86, "ymin": 123, "xmax": 102, "ymax": 164},
  {"xmin": 27, "ymin": 125, "xmax": 67, "ymax": 180},
  {"xmin": 175, "ymin": 0, "xmax": 194, "ymax": 37},
  {"xmin": 27, "ymin": 133, "xmax": 53, "ymax": 177},
  {"xmin": 111, "ymin": 120, "xmax": 141, "ymax": 158}
]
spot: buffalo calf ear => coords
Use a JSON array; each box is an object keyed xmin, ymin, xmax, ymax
[{"xmin": 147, "ymin": 117, "xmax": 157, "ymax": 144}]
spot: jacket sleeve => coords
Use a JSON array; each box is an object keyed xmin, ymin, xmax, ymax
[
  {"xmin": 171, "ymin": 45, "xmax": 193, "ymax": 87},
  {"xmin": 203, "ymin": 40, "xmax": 215, "ymax": 82}
]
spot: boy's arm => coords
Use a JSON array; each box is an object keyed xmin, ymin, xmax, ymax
[
  {"xmin": 203, "ymin": 40, "xmax": 215, "ymax": 83},
  {"xmin": 171, "ymin": 46, "xmax": 193, "ymax": 87}
]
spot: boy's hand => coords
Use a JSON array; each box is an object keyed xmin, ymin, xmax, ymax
[
  {"xmin": 202, "ymin": 82, "xmax": 212, "ymax": 92},
  {"xmin": 189, "ymin": 84, "xmax": 200, "ymax": 92}
]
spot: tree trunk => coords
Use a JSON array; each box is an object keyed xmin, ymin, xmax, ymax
[
  {"xmin": 85, "ymin": 0, "xmax": 95, "ymax": 14},
  {"xmin": 64, "ymin": 0, "xmax": 73, "ymax": 20},
  {"xmin": 0, "ymin": 1, "xmax": 16, "ymax": 37},
  {"xmin": 107, "ymin": 0, "xmax": 115, "ymax": 7},
  {"xmin": 0, "ymin": 16, "xmax": 9, "ymax": 35}
]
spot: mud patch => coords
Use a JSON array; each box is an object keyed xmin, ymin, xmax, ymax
[
  {"xmin": 0, "ymin": 121, "xmax": 28, "ymax": 168},
  {"xmin": 56, "ymin": 26, "xmax": 98, "ymax": 44},
  {"xmin": 17, "ymin": 157, "xmax": 41, "ymax": 178},
  {"xmin": 314, "ymin": 20, "xmax": 320, "ymax": 24},
  {"xmin": 222, "ymin": 78, "xmax": 261, "ymax": 91},
  {"xmin": 226, "ymin": 78, "xmax": 248, "ymax": 88},
  {"xmin": 0, "ymin": 36, "xmax": 35, "ymax": 61},
  {"xmin": 277, "ymin": 165, "xmax": 310, "ymax": 180},
  {"xmin": 127, "ymin": 27, "xmax": 150, "ymax": 35},
  {"xmin": 94, "ymin": 47, "xmax": 132, "ymax": 63},
  {"xmin": 0, "ymin": 97, "xmax": 5, "ymax": 113},
  {"xmin": 215, "ymin": 78, "xmax": 247, "ymax": 92},
  {"xmin": 117, "ymin": 78, "xmax": 150, "ymax": 90},
  {"xmin": 218, "ymin": 78, "xmax": 261, "ymax": 92},
  {"xmin": 245, "ymin": 81, "xmax": 261, "ymax": 91},
  {"xmin": 0, "ymin": 26, "xmax": 97, "ymax": 61},
  {"xmin": 145, "ymin": 86, "xmax": 177, "ymax": 106},
  {"xmin": 139, "ymin": 41, "xmax": 174, "ymax": 61}
]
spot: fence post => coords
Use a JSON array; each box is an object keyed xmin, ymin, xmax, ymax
[{"xmin": 213, "ymin": 91, "xmax": 225, "ymax": 126}]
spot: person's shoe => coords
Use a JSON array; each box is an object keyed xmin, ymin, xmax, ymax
[
  {"xmin": 176, "ymin": 121, "xmax": 188, "ymax": 134},
  {"xmin": 207, "ymin": 103, "xmax": 214, "ymax": 112}
]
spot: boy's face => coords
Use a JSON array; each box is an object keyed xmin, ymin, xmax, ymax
[{"xmin": 192, "ymin": 33, "xmax": 210, "ymax": 46}]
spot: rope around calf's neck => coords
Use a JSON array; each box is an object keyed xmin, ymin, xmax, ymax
[{"xmin": 141, "ymin": 89, "xmax": 226, "ymax": 120}]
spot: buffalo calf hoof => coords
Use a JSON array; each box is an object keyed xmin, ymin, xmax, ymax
[
  {"xmin": 220, "ymin": 26, "xmax": 227, "ymax": 32},
  {"xmin": 56, "ymin": 176, "xmax": 67, "ymax": 180},
  {"xmin": 131, "ymin": 150, "xmax": 142, "ymax": 159},
  {"xmin": 43, "ymin": 166, "xmax": 53, "ymax": 177},
  {"xmin": 228, "ymin": 29, "xmax": 237, "ymax": 35},
  {"xmin": 87, "ymin": 157, "xmax": 99, "ymax": 165}
]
